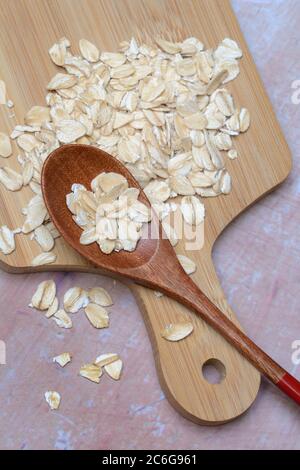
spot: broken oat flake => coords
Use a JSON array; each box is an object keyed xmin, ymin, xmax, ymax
[
  {"xmin": 53, "ymin": 352, "xmax": 71, "ymax": 367},
  {"xmin": 104, "ymin": 359, "xmax": 123, "ymax": 380},
  {"xmin": 63, "ymin": 286, "xmax": 89, "ymax": 313},
  {"xmin": 161, "ymin": 322, "xmax": 194, "ymax": 342},
  {"xmin": 79, "ymin": 363, "xmax": 102, "ymax": 383},
  {"xmin": 154, "ymin": 290, "xmax": 164, "ymax": 298},
  {"xmin": 94, "ymin": 353, "xmax": 119, "ymax": 367},
  {"xmin": 177, "ymin": 254, "xmax": 197, "ymax": 275},
  {"xmin": 228, "ymin": 149, "xmax": 238, "ymax": 160},
  {"xmin": 45, "ymin": 391, "xmax": 61, "ymax": 410},
  {"xmin": 53, "ymin": 309, "xmax": 73, "ymax": 329}
]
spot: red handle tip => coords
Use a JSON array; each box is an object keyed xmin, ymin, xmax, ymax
[{"xmin": 277, "ymin": 372, "xmax": 300, "ymax": 405}]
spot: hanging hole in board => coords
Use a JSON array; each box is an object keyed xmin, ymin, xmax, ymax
[{"xmin": 202, "ymin": 358, "xmax": 226, "ymax": 384}]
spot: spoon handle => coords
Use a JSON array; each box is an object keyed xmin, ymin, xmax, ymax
[{"xmin": 158, "ymin": 270, "xmax": 300, "ymax": 405}]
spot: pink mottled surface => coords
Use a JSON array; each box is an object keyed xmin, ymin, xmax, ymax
[{"xmin": 0, "ymin": 0, "xmax": 300, "ymax": 450}]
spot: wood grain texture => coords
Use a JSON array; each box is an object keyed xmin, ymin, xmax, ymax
[{"xmin": 0, "ymin": 0, "xmax": 292, "ymax": 424}]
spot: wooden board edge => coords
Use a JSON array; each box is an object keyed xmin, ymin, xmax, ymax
[{"xmin": 209, "ymin": 170, "xmax": 292, "ymax": 250}]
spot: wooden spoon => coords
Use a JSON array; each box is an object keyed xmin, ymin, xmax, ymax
[{"xmin": 42, "ymin": 144, "xmax": 300, "ymax": 406}]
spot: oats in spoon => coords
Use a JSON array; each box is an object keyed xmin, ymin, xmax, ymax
[{"xmin": 66, "ymin": 171, "xmax": 152, "ymax": 254}]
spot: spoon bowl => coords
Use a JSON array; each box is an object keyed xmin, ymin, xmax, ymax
[
  {"xmin": 42, "ymin": 144, "xmax": 165, "ymax": 276},
  {"xmin": 42, "ymin": 144, "xmax": 300, "ymax": 406}
]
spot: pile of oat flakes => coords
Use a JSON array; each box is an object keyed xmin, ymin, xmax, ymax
[{"xmin": 0, "ymin": 35, "xmax": 250, "ymax": 263}]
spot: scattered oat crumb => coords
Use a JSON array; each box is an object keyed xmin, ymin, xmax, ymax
[
  {"xmin": 45, "ymin": 390, "xmax": 61, "ymax": 410},
  {"xmin": 154, "ymin": 290, "xmax": 164, "ymax": 298},
  {"xmin": 53, "ymin": 352, "xmax": 71, "ymax": 367},
  {"xmin": 228, "ymin": 149, "xmax": 238, "ymax": 159},
  {"xmin": 6, "ymin": 99, "xmax": 14, "ymax": 108},
  {"xmin": 177, "ymin": 254, "xmax": 197, "ymax": 275},
  {"xmin": 0, "ymin": 80, "xmax": 6, "ymax": 104}
]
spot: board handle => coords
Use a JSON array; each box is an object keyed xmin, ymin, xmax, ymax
[
  {"xmin": 131, "ymin": 251, "xmax": 261, "ymax": 424},
  {"xmin": 156, "ymin": 266, "xmax": 300, "ymax": 407},
  {"xmin": 183, "ymin": 279, "xmax": 300, "ymax": 405}
]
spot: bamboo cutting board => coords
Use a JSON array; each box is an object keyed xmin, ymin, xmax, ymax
[{"xmin": 0, "ymin": 0, "xmax": 292, "ymax": 424}]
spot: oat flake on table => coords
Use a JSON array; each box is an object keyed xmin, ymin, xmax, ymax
[{"xmin": 45, "ymin": 390, "xmax": 61, "ymax": 410}]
